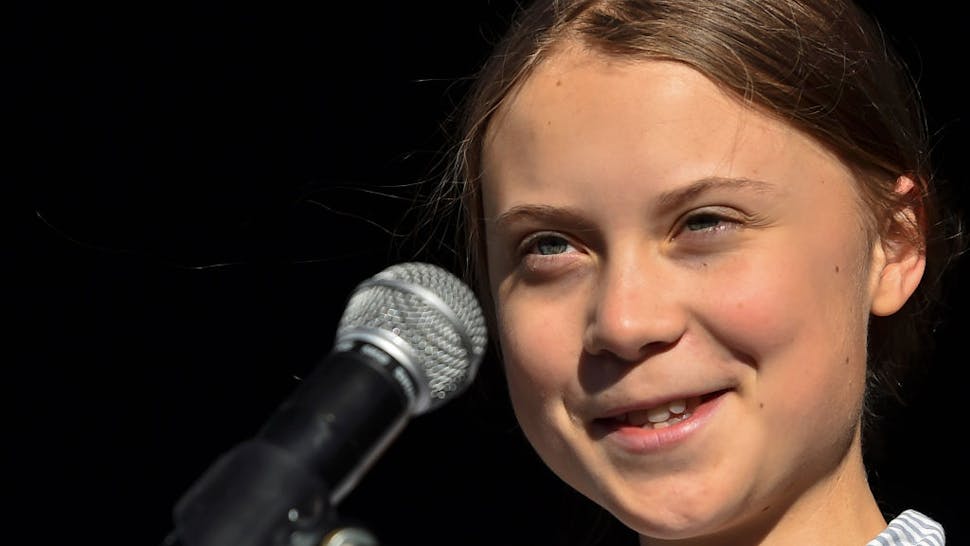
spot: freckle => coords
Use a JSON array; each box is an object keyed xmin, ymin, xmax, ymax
[
  {"xmin": 556, "ymin": 79, "xmax": 562, "ymax": 86},
  {"xmin": 835, "ymin": 265, "xmax": 840, "ymax": 273},
  {"xmin": 845, "ymin": 357, "xmax": 849, "ymax": 364},
  {"xmin": 759, "ymin": 402, "xmax": 764, "ymax": 409}
]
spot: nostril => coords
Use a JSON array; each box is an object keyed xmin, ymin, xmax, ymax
[{"xmin": 586, "ymin": 340, "xmax": 679, "ymax": 368}]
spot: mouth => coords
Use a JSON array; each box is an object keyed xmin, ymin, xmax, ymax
[{"xmin": 595, "ymin": 390, "xmax": 729, "ymax": 430}]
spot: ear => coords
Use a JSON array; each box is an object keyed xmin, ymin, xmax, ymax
[{"xmin": 870, "ymin": 175, "xmax": 927, "ymax": 316}]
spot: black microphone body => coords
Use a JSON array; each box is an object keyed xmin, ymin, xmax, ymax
[
  {"xmin": 259, "ymin": 343, "xmax": 411, "ymax": 498},
  {"xmin": 172, "ymin": 347, "xmax": 410, "ymax": 546},
  {"xmin": 165, "ymin": 262, "xmax": 488, "ymax": 546}
]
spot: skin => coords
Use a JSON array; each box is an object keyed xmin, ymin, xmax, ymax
[{"xmin": 480, "ymin": 46, "xmax": 924, "ymax": 545}]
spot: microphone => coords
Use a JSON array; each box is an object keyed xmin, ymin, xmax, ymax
[{"xmin": 167, "ymin": 262, "xmax": 488, "ymax": 546}]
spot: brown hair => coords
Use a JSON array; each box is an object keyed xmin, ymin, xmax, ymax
[{"xmin": 426, "ymin": 0, "xmax": 960, "ymax": 443}]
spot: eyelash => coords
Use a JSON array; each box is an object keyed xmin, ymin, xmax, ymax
[{"xmin": 677, "ymin": 210, "xmax": 742, "ymax": 238}]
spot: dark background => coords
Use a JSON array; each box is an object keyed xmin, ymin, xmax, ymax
[{"xmin": 14, "ymin": 2, "xmax": 967, "ymax": 545}]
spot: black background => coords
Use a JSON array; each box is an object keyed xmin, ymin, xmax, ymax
[{"xmin": 14, "ymin": 2, "xmax": 968, "ymax": 545}]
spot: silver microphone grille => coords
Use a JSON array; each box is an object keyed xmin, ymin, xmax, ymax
[{"xmin": 335, "ymin": 262, "xmax": 488, "ymax": 414}]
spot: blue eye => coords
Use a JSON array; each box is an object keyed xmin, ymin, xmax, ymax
[
  {"xmin": 531, "ymin": 235, "xmax": 572, "ymax": 255},
  {"xmin": 684, "ymin": 213, "xmax": 727, "ymax": 232}
]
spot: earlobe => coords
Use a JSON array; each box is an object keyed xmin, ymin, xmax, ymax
[{"xmin": 870, "ymin": 175, "xmax": 927, "ymax": 317}]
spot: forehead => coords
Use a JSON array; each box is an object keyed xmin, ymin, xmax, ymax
[
  {"xmin": 488, "ymin": 46, "xmax": 814, "ymax": 157},
  {"xmin": 481, "ymin": 48, "xmax": 861, "ymax": 216}
]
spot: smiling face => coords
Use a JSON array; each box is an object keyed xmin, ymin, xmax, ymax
[{"xmin": 480, "ymin": 47, "xmax": 905, "ymax": 543}]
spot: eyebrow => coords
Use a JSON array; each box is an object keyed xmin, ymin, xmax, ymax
[
  {"xmin": 491, "ymin": 177, "xmax": 778, "ymax": 229},
  {"xmin": 655, "ymin": 176, "xmax": 778, "ymax": 213},
  {"xmin": 490, "ymin": 204, "xmax": 596, "ymax": 232}
]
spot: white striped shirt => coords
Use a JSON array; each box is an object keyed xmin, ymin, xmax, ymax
[{"xmin": 866, "ymin": 509, "xmax": 945, "ymax": 546}]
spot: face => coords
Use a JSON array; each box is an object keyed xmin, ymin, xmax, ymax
[{"xmin": 481, "ymin": 48, "xmax": 894, "ymax": 542}]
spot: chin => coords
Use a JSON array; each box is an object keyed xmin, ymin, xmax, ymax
[{"xmin": 594, "ymin": 478, "xmax": 764, "ymax": 543}]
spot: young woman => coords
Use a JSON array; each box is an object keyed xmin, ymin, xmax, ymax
[{"xmin": 429, "ymin": 0, "xmax": 960, "ymax": 544}]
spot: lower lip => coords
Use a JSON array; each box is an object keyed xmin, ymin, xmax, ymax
[{"xmin": 593, "ymin": 392, "xmax": 726, "ymax": 454}]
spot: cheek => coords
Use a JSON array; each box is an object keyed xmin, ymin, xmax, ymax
[
  {"xmin": 493, "ymin": 280, "xmax": 585, "ymax": 433},
  {"xmin": 703, "ymin": 245, "xmax": 870, "ymax": 420},
  {"xmin": 496, "ymin": 296, "xmax": 568, "ymax": 402},
  {"xmin": 702, "ymin": 228, "xmax": 870, "ymax": 355}
]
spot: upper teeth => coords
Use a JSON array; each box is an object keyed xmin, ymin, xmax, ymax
[{"xmin": 625, "ymin": 397, "xmax": 699, "ymax": 428}]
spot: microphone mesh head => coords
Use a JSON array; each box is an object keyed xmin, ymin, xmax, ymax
[{"xmin": 336, "ymin": 262, "xmax": 488, "ymax": 413}]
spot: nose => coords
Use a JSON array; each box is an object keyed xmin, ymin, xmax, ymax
[{"xmin": 583, "ymin": 259, "xmax": 686, "ymax": 362}]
